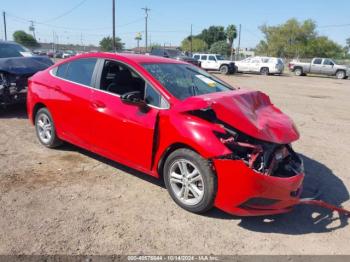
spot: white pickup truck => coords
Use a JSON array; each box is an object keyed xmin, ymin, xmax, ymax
[
  {"xmin": 289, "ymin": 58, "xmax": 350, "ymax": 79},
  {"xmin": 193, "ymin": 54, "xmax": 236, "ymax": 75}
]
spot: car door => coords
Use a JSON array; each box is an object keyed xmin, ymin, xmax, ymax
[
  {"xmin": 90, "ymin": 59, "xmax": 164, "ymax": 172},
  {"xmin": 49, "ymin": 58, "xmax": 98, "ymax": 148},
  {"xmin": 310, "ymin": 58, "xmax": 323, "ymax": 74},
  {"xmin": 200, "ymin": 55, "xmax": 209, "ymax": 69},
  {"xmin": 250, "ymin": 58, "xmax": 261, "ymax": 72},
  {"xmin": 208, "ymin": 55, "xmax": 219, "ymax": 70},
  {"xmin": 237, "ymin": 58, "xmax": 251, "ymax": 72},
  {"xmin": 322, "ymin": 59, "xmax": 335, "ymax": 75}
]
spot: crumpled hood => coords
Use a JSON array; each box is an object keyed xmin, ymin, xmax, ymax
[
  {"xmin": 0, "ymin": 56, "xmax": 53, "ymax": 75},
  {"xmin": 174, "ymin": 90, "xmax": 299, "ymax": 144}
]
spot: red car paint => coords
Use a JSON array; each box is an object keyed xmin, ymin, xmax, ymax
[{"xmin": 27, "ymin": 52, "xmax": 305, "ymax": 216}]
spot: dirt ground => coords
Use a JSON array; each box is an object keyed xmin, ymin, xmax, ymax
[{"xmin": 0, "ymin": 73, "xmax": 349, "ymax": 255}]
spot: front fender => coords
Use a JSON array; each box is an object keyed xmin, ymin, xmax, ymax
[{"xmin": 152, "ymin": 112, "xmax": 231, "ymax": 176}]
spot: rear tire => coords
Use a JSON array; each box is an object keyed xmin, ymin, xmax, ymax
[
  {"xmin": 35, "ymin": 108, "xmax": 62, "ymax": 148},
  {"xmin": 294, "ymin": 68, "xmax": 303, "ymax": 76},
  {"xmin": 336, "ymin": 70, "xmax": 346, "ymax": 79},
  {"xmin": 260, "ymin": 67, "xmax": 269, "ymax": 76},
  {"xmin": 163, "ymin": 149, "xmax": 217, "ymax": 214},
  {"xmin": 219, "ymin": 65, "xmax": 229, "ymax": 75}
]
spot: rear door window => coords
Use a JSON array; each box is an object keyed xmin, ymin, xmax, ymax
[
  {"xmin": 55, "ymin": 58, "xmax": 97, "ymax": 87},
  {"xmin": 200, "ymin": 55, "xmax": 207, "ymax": 61},
  {"xmin": 313, "ymin": 58, "xmax": 322, "ymax": 65}
]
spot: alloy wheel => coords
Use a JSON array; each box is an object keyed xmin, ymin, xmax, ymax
[
  {"xmin": 36, "ymin": 113, "xmax": 53, "ymax": 144},
  {"xmin": 169, "ymin": 159, "xmax": 204, "ymax": 206}
]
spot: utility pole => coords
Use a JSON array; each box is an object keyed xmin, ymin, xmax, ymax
[
  {"xmin": 142, "ymin": 7, "xmax": 150, "ymax": 53},
  {"xmin": 29, "ymin": 20, "xmax": 36, "ymax": 39},
  {"xmin": 112, "ymin": 0, "xmax": 116, "ymax": 52},
  {"xmin": 3, "ymin": 11, "xmax": 7, "ymax": 41},
  {"xmin": 190, "ymin": 24, "xmax": 193, "ymax": 56},
  {"xmin": 80, "ymin": 32, "xmax": 85, "ymax": 52},
  {"xmin": 237, "ymin": 24, "xmax": 241, "ymax": 60}
]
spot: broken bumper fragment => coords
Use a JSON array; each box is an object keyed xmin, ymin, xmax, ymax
[{"xmin": 214, "ymin": 159, "xmax": 304, "ymax": 216}]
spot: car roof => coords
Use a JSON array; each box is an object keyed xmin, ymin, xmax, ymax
[{"xmin": 74, "ymin": 52, "xmax": 186, "ymax": 65}]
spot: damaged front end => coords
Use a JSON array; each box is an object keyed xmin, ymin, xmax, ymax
[
  {"xmin": 0, "ymin": 72, "xmax": 29, "ymax": 106},
  {"xmin": 0, "ymin": 55, "xmax": 53, "ymax": 107},
  {"xmin": 190, "ymin": 108, "xmax": 305, "ymax": 216}
]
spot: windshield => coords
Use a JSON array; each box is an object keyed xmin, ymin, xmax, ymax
[
  {"xmin": 142, "ymin": 63, "xmax": 233, "ymax": 100},
  {"xmin": 0, "ymin": 43, "xmax": 31, "ymax": 58}
]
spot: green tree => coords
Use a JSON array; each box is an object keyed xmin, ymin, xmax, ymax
[
  {"xmin": 305, "ymin": 36, "xmax": 345, "ymax": 59},
  {"xmin": 181, "ymin": 37, "xmax": 208, "ymax": 53},
  {"xmin": 226, "ymin": 24, "xmax": 237, "ymax": 60},
  {"xmin": 209, "ymin": 40, "xmax": 229, "ymax": 56},
  {"xmin": 99, "ymin": 36, "xmax": 124, "ymax": 51},
  {"xmin": 197, "ymin": 26, "xmax": 226, "ymax": 47},
  {"xmin": 13, "ymin": 30, "xmax": 39, "ymax": 48},
  {"xmin": 255, "ymin": 19, "xmax": 347, "ymax": 58}
]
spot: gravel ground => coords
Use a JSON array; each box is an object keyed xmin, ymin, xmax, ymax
[{"xmin": 0, "ymin": 73, "xmax": 349, "ymax": 255}]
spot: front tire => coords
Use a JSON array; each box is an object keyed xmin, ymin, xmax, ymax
[
  {"xmin": 163, "ymin": 149, "xmax": 217, "ymax": 214},
  {"xmin": 336, "ymin": 70, "xmax": 346, "ymax": 79},
  {"xmin": 35, "ymin": 108, "xmax": 62, "ymax": 148}
]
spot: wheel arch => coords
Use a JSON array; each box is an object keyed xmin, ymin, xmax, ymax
[
  {"xmin": 293, "ymin": 66, "xmax": 303, "ymax": 72},
  {"xmin": 157, "ymin": 143, "xmax": 199, "ymax": 179},
  {"xmin": 335, "ymin": 69, "xmax": 346, "ymax": 76},
  {"xmin": 32, "ymin": 102, "xmax": 47, "ymax": 124},
  {"xmin": 219, "ymin": 63, "xmax": 229, "ymax": 69}
]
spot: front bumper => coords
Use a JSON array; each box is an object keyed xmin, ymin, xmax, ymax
[
  {"xmin": 213, "ymin": 159, "xmax": 304, "ymax": 216},
  {"xmin": 0, "ymin": 85, "xmax": 27, "ymax": 106}
]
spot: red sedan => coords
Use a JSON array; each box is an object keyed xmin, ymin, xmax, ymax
[{"xmin": 27, "ymin": 53, "xmax": 304, "ymax": 216}]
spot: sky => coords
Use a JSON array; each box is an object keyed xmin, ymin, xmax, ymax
[{"xmin": 1, "ymin": 0, "xmax": 349, "ymax": 49}]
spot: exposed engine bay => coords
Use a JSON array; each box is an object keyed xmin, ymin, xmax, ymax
[
  {"xmin": 0, "ymin": 72, "xmax": 30, "ymax": 106},
  {"xmin": 190, "ymin": 108, "xmax": 303, "ymax": 178},
  {"xmin": 0, "ymin": 54, "xmax": 53, "ymax": 107}
]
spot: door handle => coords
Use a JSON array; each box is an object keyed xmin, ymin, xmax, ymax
[{"xmin": 92, "ymin": 100, "xmax": 106, "ymax": 109}]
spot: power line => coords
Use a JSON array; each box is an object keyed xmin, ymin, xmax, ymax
[
  {"xmin": 42, "ymin": 0, "xmax": 88, "ymax": 23},
  {"xmin": 6, "ymin": 12, "xmax": 143, "ymax": 32}
]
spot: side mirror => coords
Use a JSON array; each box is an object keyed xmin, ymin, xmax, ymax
[{"xmin": 121, "ymin": 91, "xmax": 145, "ymax": 106}]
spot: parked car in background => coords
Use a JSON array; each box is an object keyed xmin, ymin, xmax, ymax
[
  {"xmin": 27, "ymin": 52, "xmax": 304, "ymax": 217},
  {"xmin": 62, "ymin": 50, "xmax": 76, "ymax": 59},
  {"xmin": 0, "ymin": 41, "xmax": 53, "ymax": 106},
  {"xmin": 193, "ymin": 54, "xmax": 236, "ymax": 75},
  {"xmin": 150, "ymin": 48, "xmax": 200, "ymax": 67},
  {"xmin": 235, "ymin": 56, "xmax": 284, "ymax": 75},
  {"xmin": 33, "ymin": 49, "xmax": 48, "ymax": 56},
  {"xmin": 54, "ymin": 51, "xmax": 63, "ymax": 59},
  {"xmin": 289, "ymin": 58, "xmax": 350, "ymax": 79}
]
